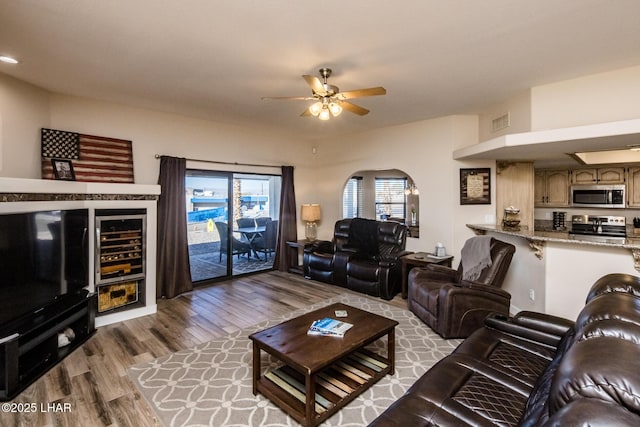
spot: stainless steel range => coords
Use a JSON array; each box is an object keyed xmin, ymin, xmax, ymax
[{"xmin": 569, "ymin": 215, "xmax": 627, "ymax": 243}]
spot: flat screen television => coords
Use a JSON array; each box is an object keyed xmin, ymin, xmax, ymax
[{"xmin": 0, "ymin": 209, "xmax": 89, "ymax": 326}]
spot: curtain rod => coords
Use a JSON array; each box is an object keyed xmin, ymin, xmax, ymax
[{"xmin": 154, "ymin": 154, "xmax": 282, "ymax": 169}]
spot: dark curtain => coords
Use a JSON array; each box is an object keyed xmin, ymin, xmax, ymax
[
  {"xmin": 274, "ymin": 165, "xmax": 297, "ymax": 272},
  {"xmin": 156, "ymin": 156, "xmax": 193, "ymax": 298}
]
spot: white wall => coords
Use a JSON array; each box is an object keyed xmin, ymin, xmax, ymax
[
  {"xmin": 544, "ymin": 243, "xmax": 638, "ymax": 319},
  {"xmin": 0, "ymin": 73, "xmax": 50, "ymax": 177},
  {"xmin": 483, "ymin": 231, "xmax": 546, "ymax": 314},
  {"xmin": 531, "ymin": 65, "xmax": 640, "ymax": 130},
  {"xmin": 48, "ymin": 93, "xmax": 312, "ymax": 185},
  {"xmin": 478, "ymin": 90, "xmax": 532, "ymax": 142}
]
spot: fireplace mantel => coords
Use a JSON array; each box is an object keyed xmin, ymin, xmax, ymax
[{"xmin": 0, "ymin": 177, "xmax": 160, "ymax": 200}]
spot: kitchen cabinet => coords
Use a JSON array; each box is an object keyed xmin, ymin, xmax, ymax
[
  {"xmin": 572, "ymin": 167, "xmax": 625, "ymax": 184},
  {"xmin": 627, "ymin": 167, "xmax": 640, "ymax": 207},
  {"xmin": 535, "ymin": 169, "xmax": 570, "ymax": 207}
]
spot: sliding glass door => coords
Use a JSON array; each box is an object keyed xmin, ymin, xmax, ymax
[{"xmin": 185, "ymin": 170, "xmax": 281, "ymax": 283}]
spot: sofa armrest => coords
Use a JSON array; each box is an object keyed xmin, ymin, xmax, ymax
[
  {"xmin": 303, "ymin": 240, "xmax": 333, "ymax": 254},
  {"xmin": 511, "ymin": 311, "xmax": 574, "ymax": 336},
  {"xmin": 339, "ymin": 245, "xmax": 362, "ymax": 254},
  {"xmin": 440, "ymin": 283, "xmax": 511, "ymax": 306},
  {"xmin": 461, "ymin": 282, "xmax": 511, "ymax": 299},
  {"xmin": 484, "ymin": 311, "xmax": 573, "ymax": 348},
  {"xmin": 411, "ymin": 264, "xmax": 460, "ymax": 283},
  {"xmin": 378, "ymin": 250, "xmax": 412, "ymax": 267},
  {"xmin": 332, "ymin": 250, "xmax": 354, "ymax": 286}
]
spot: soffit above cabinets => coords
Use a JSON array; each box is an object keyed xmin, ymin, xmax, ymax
[{"xmin": 453, "ymin": 119, "xmax": 640, "ymax": 164}]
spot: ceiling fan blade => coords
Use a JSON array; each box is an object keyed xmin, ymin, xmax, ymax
[
  {"xmin": 341, "ymin": 101, "xmax": 370, "ymax": 116},
  {"xmin": 261, "ymin": 96, "xmax": 315, "ymax": 101},
  {"xmin": 336, "ymin": 87, "xmax": 386, "ymax": 100},
  {"xmin": 300, "ymin": 108, "xmax": 313, "ymax": 117},
  {"xmin": 302, "ymin": 75, "xmax": 327, "ymax": 96}
]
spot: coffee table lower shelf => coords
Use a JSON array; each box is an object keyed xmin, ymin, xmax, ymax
[{"xmin": 256, "ymin": 348, "xmax": 390, "ymax": 426}]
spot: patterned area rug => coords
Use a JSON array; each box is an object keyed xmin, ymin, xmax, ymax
[{"xmin": 128, "ymin": 294, "xmax": 461, "ymax": 426}]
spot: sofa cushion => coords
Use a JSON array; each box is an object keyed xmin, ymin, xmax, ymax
[
  {"xmin": 347, "ymin": 259, "xmax": 380, "ymax": 281},
  {"xmin": 454, "ymin": 327, "xmax": 555, "ymax": 388},
  {"xmin": 549, "ymin": 335, "xmax": 640, "ymax": 415},
  {"xmin": 519, "ymin": 328, "xmax": 575, "ymax": 426},
  {"xmin": 574, "ymin": 291, "xmax": 640, "ymax": 335},
  {"xmin": 543, "ymin": 399, "xmax": 640, "ymax": 427},
  {"xmin": 372, "ymin": 353, "xmax": 531, "ymax": 427},
  {"xmin": 586, "ymin": 272, "xmax": 640, "ymax": 302},
  {"xmin": 347, "ymin": 218, "xmax": 379, "ymax": 256}
]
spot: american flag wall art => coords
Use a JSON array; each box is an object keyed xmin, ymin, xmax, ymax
[{"xmin": 41, "ymin": 128, "xmax": 135, "ymax": 183}]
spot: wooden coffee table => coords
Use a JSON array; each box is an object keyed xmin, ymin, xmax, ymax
[{"xmin": 249, "ymin": 303, "xmax": 398, "ymax": 427}]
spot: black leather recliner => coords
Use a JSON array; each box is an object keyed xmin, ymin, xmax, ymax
[{"xmin": 303, "ymin": 218, "xmax": 408, "ymax": 300}]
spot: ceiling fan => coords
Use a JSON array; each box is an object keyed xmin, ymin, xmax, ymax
[{"xmin": 262, "ymin": 68, "xmax": 386, "ymax": 120}]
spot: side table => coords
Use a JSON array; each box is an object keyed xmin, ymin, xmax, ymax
[
  {"xmin": 286, "ymin": 240, "xmax": 318, "ymax": 275},
  {"xmin": 400, "ymin": 252, "xmax": 454, "ymax": 299}
]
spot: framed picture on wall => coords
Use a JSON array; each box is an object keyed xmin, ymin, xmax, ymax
[
  {"xmin": 51, "ymin": 158, "xmax": 76, "ymax": 181},
  {"xmin": 460, "ymin": 168, "xmax": 490, "ymax": 205}
]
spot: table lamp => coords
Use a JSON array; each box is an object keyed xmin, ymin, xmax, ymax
[{"xmin": 301, "ymin": 204, "xmax": 321, "ymax": 240}]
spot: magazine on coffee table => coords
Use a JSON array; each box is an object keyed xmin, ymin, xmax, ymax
[{"xmin": 307, "ymin": 317, "xmax": 353, "ymax": 337}]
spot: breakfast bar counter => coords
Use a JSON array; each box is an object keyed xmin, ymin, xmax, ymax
[{"xmin": 466, "ymin": 223, "xmax": 640, "ymax": 253}]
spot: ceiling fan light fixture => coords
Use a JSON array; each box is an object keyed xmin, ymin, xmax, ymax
[
  {"xmin": 318, "ymin": 107, "xmax": 331, "ymax": 121},
  {"xmin": 329, "ymin": 102, "xmax": 342, "ymax": 117},
  {"xmin": 309, "ymin": 101, "xmax": 323, "ymax": 116},
  {"xmin": 264, "ymin": 67, "xmax": 385, "ymax": 120}
]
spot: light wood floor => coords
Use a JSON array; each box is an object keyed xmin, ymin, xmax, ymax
[{"xmin": 1, "ymin": 271, "xmax": 407, "ymax": 427}]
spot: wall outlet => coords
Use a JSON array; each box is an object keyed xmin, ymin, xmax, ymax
[{"xmin": 528, "ymin": 289, "xmax": 535, "ymax": 301}]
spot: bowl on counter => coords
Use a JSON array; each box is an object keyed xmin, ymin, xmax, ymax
[{"xmin": 502, "ymin": 219, "xmax": 521, "ymax": 228}]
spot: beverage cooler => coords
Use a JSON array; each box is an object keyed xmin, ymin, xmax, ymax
[{"xmin": 95, "ymin": 209, "xmax": 146, "ymax": 313}]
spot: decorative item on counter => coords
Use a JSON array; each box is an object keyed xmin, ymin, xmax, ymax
[
  {"xmin": 502, "ymin": 206, "xmax": 521, "ymax": 230},
  {"xmin": 435, "ymin": 242, "xmax": 447, "ymax": 257},
  {"xmin": 553, "ymin": 211, "xmax": 567, "ymax": 231},
  {"xmin": 634, "ymin": 217, "xmax": 640, "ymax": 236}
]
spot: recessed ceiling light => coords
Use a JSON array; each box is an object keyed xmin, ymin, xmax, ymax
[{"xmin": 0, "ymin": 56, "xmax": 19, "ymax": 64}]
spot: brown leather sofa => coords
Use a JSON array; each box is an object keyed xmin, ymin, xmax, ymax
[
  {"xmin": 370, "ymin": 273, "xmax": 640, "ymax": 426},
  {"xmin": 408, "ymin": 237, "xmax": 516, "ymax": 338},
  {"xmin": 303, "ymin": 218, "xmax": 408, "ymax": 300}
]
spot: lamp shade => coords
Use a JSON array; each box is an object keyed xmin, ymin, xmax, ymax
[
  {"xmin": 309, "ymin": 101, "xmax": 322, "ymax": 116},
  {"xmin": 318, "ymin": 107, "xmax": 330, "ymax": 121},
  {"xmin": 301, "ymin": 204, "xmax": 321, "ymax": 222}
]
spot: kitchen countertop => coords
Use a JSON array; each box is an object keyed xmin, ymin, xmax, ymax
[{"xmin": 466, "ymin": 224, "xmax": 640, "ymax": 250}]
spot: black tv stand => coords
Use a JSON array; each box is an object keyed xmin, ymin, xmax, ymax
[{"xmin": 0, "ymin": 292, "xmax": 97, "ymax": 401}]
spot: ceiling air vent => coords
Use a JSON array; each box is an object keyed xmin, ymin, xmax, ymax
[{"xmin": 492, "ymin": 113, "xmax": 510, "ymax": 133}]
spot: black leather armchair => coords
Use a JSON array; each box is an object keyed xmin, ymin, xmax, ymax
[
  {"xmin": 408, "ymin": 237, "xmax": 515, "ymax": 338},
  {"xmin": 303, "ymin": 218, "xmax": 408, "ymax": 300}
]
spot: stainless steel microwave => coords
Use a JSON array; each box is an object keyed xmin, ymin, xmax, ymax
[{"xmin": 570, "ymin": 184, "xmax": 625, "ymax": 208}]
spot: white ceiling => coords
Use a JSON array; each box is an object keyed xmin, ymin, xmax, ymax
[{"xmin": 1, "ymin": 0, "xmax": 640, "ymax": 143}]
